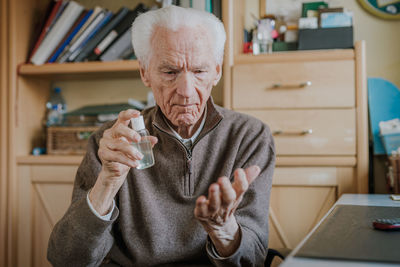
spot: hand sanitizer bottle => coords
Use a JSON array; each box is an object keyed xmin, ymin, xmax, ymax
[{"xmin": 131, "ymin": 116, "xmax": 155, "ymax": 169}]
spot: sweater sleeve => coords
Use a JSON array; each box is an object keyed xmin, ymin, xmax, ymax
[
  {"xmin": 207, "ymin": 122, "xmax": 276, "ymax": 267},
  {"xmin": 47, "ymin": 127, "xmax": 119, "ymax": 267}
]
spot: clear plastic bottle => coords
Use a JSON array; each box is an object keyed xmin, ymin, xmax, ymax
[
  {"xmin": 46, "ymin": 87, "xmax": 67, "ymax": 126},
  {"xmin": 131, "ymin": 115, "xmax": 155, "ymax": 169}
]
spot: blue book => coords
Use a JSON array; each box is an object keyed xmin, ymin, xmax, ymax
[
  {"xmin": 48, "ymin": 9, "xmax": 93, "ymax": 63},
  {"xmin": 69, "ymin": 10, "xmax": 113, "ymax": 62}
]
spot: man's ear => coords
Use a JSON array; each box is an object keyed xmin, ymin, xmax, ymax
[
  {"xmin": 139, "ymin": 62, "xmax": 151, "ymax": 87},
  {"xmin": 213, "ymin": 63, "xmax": 222, "ymax": 86}
]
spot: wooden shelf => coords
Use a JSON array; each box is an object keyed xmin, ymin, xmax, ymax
[
  {"xmin": 18, "ymin": 60, "xmax": 140, "ymax": 79},
  {"xmin": 17, "ymin": 155, "xmax": 83, "ymax": 165},
  {"xmin": 234, "ymin": 49, "xmax": 355, "ymax": 65}
]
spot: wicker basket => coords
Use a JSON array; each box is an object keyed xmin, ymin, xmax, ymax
[{"xmin": 47, "ymin": 126, "xmax": 99, "ymax": 155}]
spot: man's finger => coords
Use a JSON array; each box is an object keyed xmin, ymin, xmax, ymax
[
  {"xmin": 113, "ymin": 123, "xmax": 141, "ymax": 143},
  {"xmin": 99, "ymin": 149, "xmax": 138, "ymax": 169},
  {"xmin": 141, "ymin": 136, "xmax": 158, "ymax": 148},
  {"xmin": 244, "ymin": 165, "xmax": 261, "ymax": 185},
  {"xmin": 208, "ymin": 184, "xmax": 221, "ymax": 215},
  {"xmin": 106, "ymin": 139, "xmax": 143, "ymax": 161},
  {"xmin": 232, "ymin": 168, "xmax": 249, "ymax": 200},
  {"xmin": 194, "ymin": 196, "xmax": 208, "ymax": 219},
  {"xmin": 117, "ymin": 109, "xmax": 140, "ymax": 125},
  {"xmin": 218, "ymin": 177, "xmax": 236, "ymax": 209}
]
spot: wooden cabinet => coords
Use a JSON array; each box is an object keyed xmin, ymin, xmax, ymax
[
  {"xmin": 1, "ymin": 0, "xmax": 10, "ymax": 265},
  {"xmin": 222, "ymin": 0, "xmax": 368, "ymax": 250},
  {"xmin": 16, "ymin": 159, "xmax": 78, "ymax": 267}
]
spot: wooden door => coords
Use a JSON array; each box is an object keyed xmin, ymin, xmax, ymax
[
  {"xmin": 17, "ymin": 164, "xmax": 77, "ymax": 267},
  {"xmin": 267, "ymin": 167, "xmax": 355, "ymax": 249}
]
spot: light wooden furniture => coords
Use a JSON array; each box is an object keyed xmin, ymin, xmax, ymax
[
  {"xmin": 5, "ymin": 0, "xmax": 368, "ymax": 266},
  {"xmin": 222, "ymin": 0, "xmax": 368, "ymax": 250},
  {"xmin": 1, "ymin": 0, "xmax": 10, "ymax": 265},
  {"xmin": 16, "ymin": 160, "xmax": 78, "ymax": 267},
  {"xmin": 6, "ymin": 0, "xmax": 154, "ymax": 266}
]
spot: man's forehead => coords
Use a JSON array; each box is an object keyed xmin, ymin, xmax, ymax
[
  {"xmin": 151, "ymin": 25, "xmax": 212, "ymax": 49},
  {"xmin": 150, "ymin": 26, "xmax": 215, "ymax": 66}
]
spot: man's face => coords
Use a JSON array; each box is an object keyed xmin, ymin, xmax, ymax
[{"xmin": 140, "ymin": 26, "xmax": 221, "ymax": 128}]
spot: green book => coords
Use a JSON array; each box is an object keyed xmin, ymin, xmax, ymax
[{"xmin": 301, "ymin": 1, "xmax": 328, "ymax": 17}]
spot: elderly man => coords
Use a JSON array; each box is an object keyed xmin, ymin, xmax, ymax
[{"xmin": 48, "ymin": 5, "xmax": 275, "ymax": 267}]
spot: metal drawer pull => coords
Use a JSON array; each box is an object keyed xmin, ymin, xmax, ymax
[
  {"xmin": 273, "ymin": 129, "xmax": 313, "ymax": 136},
  {"xmin": 271, "ymin": 81, "xmax": 312, "ymax": 89}
]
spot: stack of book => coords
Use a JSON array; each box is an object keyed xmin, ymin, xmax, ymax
[
  {"xmin": 29, "ymin": 1, "xmax": 148, "ymax": 65},
  {"xmin": 29, "ymin": 0, "xmax": 222, "ymax": 65}
]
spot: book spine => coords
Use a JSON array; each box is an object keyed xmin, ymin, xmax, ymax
[
  {"xmin": 99, "ymin": 29, "xmax": 131, "ymax": 62},
  {"xmin": 31, "ymin": 1, "xmax": 84, "ymax": 65},
  {"xmin": 89, "ymin": 4, "xmax": 147, "ymax": 60},
  {"xmin": 57, "ymin": 11, "xmax": 106, "ymax": 63},
  {"xmin": 69, "ymin": 11, "xmax": 113, "ymax": 62},
  {"xmin": 48, "ymin": 10, "xmax": 92, "ymax": 63},
  {"xmin": 28, "ymin": 0, "xmax": 62, "ymax": 61},
  {"xmin": 73, "ymin": 7, "xmax": 130, "ymax": 62}
]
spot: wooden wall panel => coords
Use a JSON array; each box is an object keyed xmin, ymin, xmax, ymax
[{"xmin": 0, "ymin": 0, "xmax": 9, "ymax": 265}]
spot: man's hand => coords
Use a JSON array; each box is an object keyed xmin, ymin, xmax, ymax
[
  {"xmin": 194, "ymin": 165, "xmax": 261, "ymax": 257},
  {"xmin": 89, "ymin": 109, "xmax": 158, "ymax": 216}
]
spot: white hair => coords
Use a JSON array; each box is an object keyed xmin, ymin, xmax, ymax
[{"xmin": 131, "ymin": 5, "xmax": 226, "ymax": 68}]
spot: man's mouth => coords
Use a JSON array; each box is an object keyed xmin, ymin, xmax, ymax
[{"xmin": 174, "ymin": 104, "xmax": 196, "ymax": 108}]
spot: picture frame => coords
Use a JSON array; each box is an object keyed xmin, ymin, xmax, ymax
[{"xmin": 358, "ymin": 0, "xmax": 400, "ymax": 20}]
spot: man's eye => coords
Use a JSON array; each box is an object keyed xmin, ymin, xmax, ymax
[
  {"xmin": 194, "ymin": 70, "xmax": 206, "ymax": 74},
  {"xmin": 164, "ymin": 71, "xmax": 177, "ymax": 75}
]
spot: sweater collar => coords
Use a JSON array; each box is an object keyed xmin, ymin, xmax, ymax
[{"xmin": 152, "ymin": 97, "xmax": 224, "ymax": 139}]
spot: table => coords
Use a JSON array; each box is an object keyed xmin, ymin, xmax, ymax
[{"xmin": 280, "ymin": 194, "xmax": 400, "ymax": 267}]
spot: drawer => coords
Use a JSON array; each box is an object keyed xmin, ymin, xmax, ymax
[
  {"xmin": 273, "ymin": 167, "xmax": 338, "ymax": 186},
  {"xmin": 232, "ymin": 60, "xmax": 355, "ymax": 109},
  {"xmin": 241, "ymin": 109, "xmax": 356, "ymax": 155}
]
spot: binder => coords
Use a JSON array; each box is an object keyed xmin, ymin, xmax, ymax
[
  {"xmin": 87, "ymin": 3, "xmax": 147, "ymax": 61},
  {"xmin": 73, "ymin": 7, "xmax": 130, "ymax": 62}
]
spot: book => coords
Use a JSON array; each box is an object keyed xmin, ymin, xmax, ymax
[
  {"xmin": 48, "ymin": 10, "xmax": 93, "ymax": 63},
  {"xmin": 73, "ymin": 7, "xmax": 130, "ymax": 62},
  {"xmin": 192, "ymin": 0, "xmax": 206, "ymax": 11},
  {"xmin": 180, "ymin": 0, "xmax": 191, "ymax": 8},
  {"xmin": 68, "ymin": 10, "xmax": 113, "ymax": 62},
  {"xmin": 212, "ymin": 0, "xmax": 221, "ymax": 18},
  {"xmin": 30, "ymin": 1, "xmax": 84, "ymax": 65},
  {"xmin": 205, "ymin": 0, "xmax": 212, "ymax": 13},
  {"xmin": 57, "ymin": 10, "xmax": 106, "ymax": 63},
  {"xmin": 48, "ymin": 0, "xmax": 69, "ymax": 31},
  {"xmin": 28, "ymin": 0, "xmax": 63, "ymax": 62},
  {"xmin": 99, "ymin": 27, "xmax": 132, "ymax": 62},
  {"xmin": 68, "ymin": 6, "xmax": 103, "ymax": 48},
  {"xmin": 87, "ymin": 3, "xmax": 147, "ymax": 61}
]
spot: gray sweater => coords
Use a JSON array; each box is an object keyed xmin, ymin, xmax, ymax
[{"xmin": 47, "ymin": 99, "xmax": 275, "ymax": 267}]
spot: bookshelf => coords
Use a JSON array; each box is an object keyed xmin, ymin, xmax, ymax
[{"xmin": 19, "ymin": 60, "xmax": 140, "ymax": 76}]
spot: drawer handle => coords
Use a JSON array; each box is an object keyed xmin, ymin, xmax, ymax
[
  {"xmin": 271, "ymin": 81, "xmax": 312, "ymax": 89},
  {"xmin": 273, "ymin": 129, "xmax": 313, "ymax": 136}
]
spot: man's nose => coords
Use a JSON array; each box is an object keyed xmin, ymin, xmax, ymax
[{"xmin": 176, "ymin": 72, "xmax": 195, "ymax": 98}]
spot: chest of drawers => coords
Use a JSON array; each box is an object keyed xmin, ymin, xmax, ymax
[{"xmin": 223, "ymin": 42, "xmax": 368, "ymax": 249}]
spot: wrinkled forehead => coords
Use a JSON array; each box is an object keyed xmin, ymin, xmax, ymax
[{"xmin": 149, "ymin": 26, "xmax": 215, "ymax": 66}]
